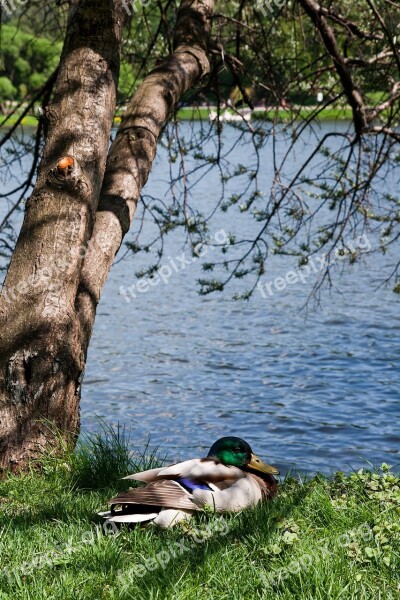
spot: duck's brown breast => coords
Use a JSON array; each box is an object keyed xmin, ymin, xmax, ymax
[{"xmin": 248, "ymin": 473, "xmax": 278, "ymax": 500}]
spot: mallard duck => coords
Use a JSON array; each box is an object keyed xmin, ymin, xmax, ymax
[{"xmin": 98, "ymin": 436, "xmax": 279, "ymax": 528}]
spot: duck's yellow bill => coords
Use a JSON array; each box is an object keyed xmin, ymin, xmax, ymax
[{"xmin": 249, "ymin": 453, "xmax": 279, "ymax": 475}]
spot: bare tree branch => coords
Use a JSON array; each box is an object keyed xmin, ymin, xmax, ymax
[{"xmin": 297, "ymin": 0, "xmax": 368, "ymax": 136}]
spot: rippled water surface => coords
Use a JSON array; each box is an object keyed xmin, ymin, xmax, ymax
[
  {"xmin": 2, "ymin": 123, "xmax": 399, "ymax": 474},
  {"xmin": 81, "ymin": 122, "xmax": 400, "ymax": 474}
]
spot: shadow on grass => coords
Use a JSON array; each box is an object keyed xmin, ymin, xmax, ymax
[{"xmin": 0, "ymin": 420, "xmax": 165, "ymax": 531}]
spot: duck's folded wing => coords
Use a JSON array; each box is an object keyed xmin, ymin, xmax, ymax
[
  {"xmin": 123, "ymin": 466, "xmax": 165, "ymax": 482},
  {"xmin": 158, "ymin": 458, "xmax": 244, "ymax": 483},
  {"xmin": 109, "ymin": 480, "xmax": 198, "ymax": 511}
]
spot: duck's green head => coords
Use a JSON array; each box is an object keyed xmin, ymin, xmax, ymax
[{"xmin": 207, "ymin": 436, "xmax": 279, "ymax": 475}]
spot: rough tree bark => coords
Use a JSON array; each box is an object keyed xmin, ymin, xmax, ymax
[
  {"xmin": 0, "ymin": 0, "xmax": 214, "ymax": 471},
  {"xmin": 0, "ymin": 0, "xmax": 127, "ymax": 470}
]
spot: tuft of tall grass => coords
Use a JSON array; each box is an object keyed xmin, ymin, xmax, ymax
[{"xmin": 72, "ymin": 420, "xmax": 164, "ymax": 490}]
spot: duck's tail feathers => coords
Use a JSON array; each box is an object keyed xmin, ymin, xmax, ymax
[
  {"xmin": 97, "ymin": 507, "xmax": 192, "ymax": 528},
  {"xmin": 98, "ymin": 510, "xmax": 158, "ymax": 524}
]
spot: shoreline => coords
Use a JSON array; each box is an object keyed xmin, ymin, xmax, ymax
[{"xmin": 0, "ymin": 105, "xmax": 355, "ymax": 129}]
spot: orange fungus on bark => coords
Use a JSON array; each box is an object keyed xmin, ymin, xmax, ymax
[{"xmin": 57, "ymin": 156, "xmax": 74, "ymax": 171}]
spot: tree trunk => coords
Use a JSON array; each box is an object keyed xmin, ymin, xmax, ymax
[
  {"xmin": 0, "ymin": 0, "xmax": 127, "ymax": 471},
  {"xmin": 0, "ymin": 0, "xmax": 214, "ymax": 472}
]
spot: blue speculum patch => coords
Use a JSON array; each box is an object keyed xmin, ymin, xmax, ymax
[{"xmin": 176, "ymin": 478, "xmax": 211, "ymax": 492}]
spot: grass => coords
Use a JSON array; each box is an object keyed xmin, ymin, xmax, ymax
[
  {"xmin": 0, "ymin": 426, "xmax": 399, "ymax": 599},
  {"xmin": 1, "ymin": 105, "xmax": 357, "ymax": 129}
]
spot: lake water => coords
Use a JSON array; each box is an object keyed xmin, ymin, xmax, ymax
[{"xmin": 1, "ymin": 121, "xmax": 399, "ymax": 475}]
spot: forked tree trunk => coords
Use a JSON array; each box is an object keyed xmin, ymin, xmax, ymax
[
  {"xmin": 77, "ymin": 0, "xmax": 214, "ymax": 354},
  {"xmin": 0, "ymin": 0, "xmax": 214, "ymax": 472}
]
